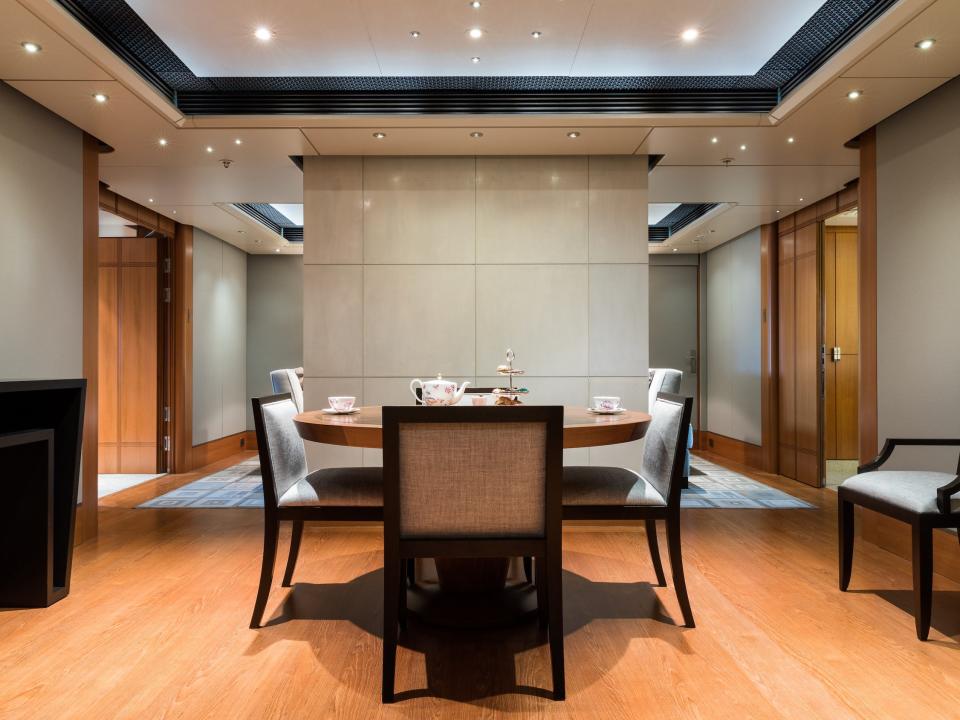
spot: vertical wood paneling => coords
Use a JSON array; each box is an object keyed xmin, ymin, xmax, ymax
[
  {"xmin": 777, "ymin": 230, "xmax": 796, "ymax": 479},
  {"xmin": 859, "ymin": 128, "xmax": 878, "ymax": 465},
  {"xmin": 97, "ymin": 265, "xmax": 119, "ymax": 473},
  {"xmin": 795, "ymin": 226, "xmax": 820, "ymax": 487},
  {"xmin": 172, "ymin": 224, "xmax": 194, "ymax": 473},
  {"xmin": 760, "ymin": 224, "xmax": 779, "ymax": 474}
]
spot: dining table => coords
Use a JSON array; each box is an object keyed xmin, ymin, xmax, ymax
[{"xmin": 293, "ymin": 404, "xmax": 652, "ymax": 627}]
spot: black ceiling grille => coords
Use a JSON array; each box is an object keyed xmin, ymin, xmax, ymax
[
  {"xmin": 649, "ymin": 203, "xmax": 719, "ymax": 243},
  {"xmin": 234, "ymin": 203, "xmax": 303, "ymax": 242},
  {"xmin": 54, "ymin": 0, "xmax": 899, "ymax": 115}
]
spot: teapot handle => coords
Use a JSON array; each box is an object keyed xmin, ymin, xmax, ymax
[{"xmin": 409, "ymin": 378, "xmax": 423, "ymax": 404}]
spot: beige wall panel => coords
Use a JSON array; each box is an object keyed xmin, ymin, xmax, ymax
[
  {"xmin": 303, "ymin": 156, "xmax": 363, "ymax": 265},
  {"xmin": 589, "ymin": 264, "xmax": 649, "ymax": 377},
  {"xmin": 588, "ymin": 156, "xmax": 649, "ymax": 263},
  {"xmin": 303, "ymin": 265, "xmax": 363, "ymax": 377}
]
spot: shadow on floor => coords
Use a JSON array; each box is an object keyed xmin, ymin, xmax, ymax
[
  {"xmin": 247, "ymin": 568, "xmax": 692, "ymax": 703},
  {"xmin": 851, "ymin": 589, "xmax": 960, "ymax": 644}
]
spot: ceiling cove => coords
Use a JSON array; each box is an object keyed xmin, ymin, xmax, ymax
[{"xmin": 56, "ymin": 0, "xmax": 899, "ymax": 115}]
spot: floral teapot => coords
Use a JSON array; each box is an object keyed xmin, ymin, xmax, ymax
[{"xmin": 409, "ymin": 374, "xmax": 471, "ymax": 406}]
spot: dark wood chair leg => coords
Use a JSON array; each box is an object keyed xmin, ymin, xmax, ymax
[
  {"xmin": 666, "ymin": 512, "xmax": 695, "ymax": 628},
  {"xmin": 911, "ymin": 522, "xmax": 933, "ymax": 641},
  {"xmin": 838, "ymin": 495, "xmax": 854, "ymax": 591},
  {"xmin": 382, "ymin": 551, "xmax": 400, "ymax": 703},
  {"xmin": 536, "ymin": 556, "xmax": 548, "ymax": 628},
  {"xmin": 281, "ymin": 519, "xmax": 303, "ymax": 587},
  {"xmin": 546, "ymin": 547, "xmax": 565, "ymax": 701},
  {"xmin": 645, "ymin": 519, "xmax": 667, "ymax": 587},
  {"xmin": 523, "ymin": 556, "xmax": 534, "ymax": 584},
  {"xmin": 406, "ymin": 558, "xmax": 415, "ymax": 586},
  {"xmin": 250, "ymin": 516, "xmax": 280, "ymax": 629},
  {"xmin": 399, "ymin": 560, "xmax": 408, "ymax": 630}
]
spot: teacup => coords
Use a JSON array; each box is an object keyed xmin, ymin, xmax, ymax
[
  {"xmin": 592, "ymin": 396, "xmax": 621, "ymax": 412},
  {"xmin": 470, "ymin": 393, "xmax": 493, "ymax": 406},
  {"xmin": 328, "ymin": 396, "xmax": 356, "ymax": 412}
]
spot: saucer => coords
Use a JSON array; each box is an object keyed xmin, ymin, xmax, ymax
[
  {"xmin": 587, "ymin": 407, "xmax": 626, "ymax": 415},
  {"xmin": 321, "ymin": 407, "xmax": 360, "ymax": 415}
]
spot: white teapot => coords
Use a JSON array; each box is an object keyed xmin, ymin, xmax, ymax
[{"xmin": 410, "ymin": 374, "xmax": 471, "ymax": 406}]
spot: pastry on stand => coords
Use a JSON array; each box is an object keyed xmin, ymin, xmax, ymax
[{"xmin": 493, "ymin": 348, "xmax": 529, "ymax": 405}]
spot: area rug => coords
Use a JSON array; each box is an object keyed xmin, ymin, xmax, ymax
[{"xmin": 138, "ymin": 456, "xmax": 813, "ymax": 510}]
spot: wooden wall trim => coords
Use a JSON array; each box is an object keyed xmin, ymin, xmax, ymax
[
  {"xmin": 98, "ymin": 183, "xmax": 175, "ymax": 236},
  {"xmin": 78, "ymin": 133, "xmax": 99, "ymax": 545},
  {"xmin": 759, "ymin": 223, "xmax": 779, "ymax": 474},
  {"xmin": 190, "ymin": 431, "xmax": 256, "ymax": 470},
  {"xmin": 696, "ymin": 431, "xmax": 765, "ymax": 472},
  {"xmin": 171, "ymin": 224, "xmax": 193, "ymax": 473},
  {"xmin": 858, "ymin": 128, "xmax": 878, "ymax": 466}
]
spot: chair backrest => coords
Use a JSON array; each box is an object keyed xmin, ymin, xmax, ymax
[
  {"xmin": 641, "ymin": 392, "xmax": 693, "ymax": 507},
  {"xmin": 382, "ymin": 405, "xmax": 563, "ymax": 540},
  {"xmin": 648, "ymin": 368, "xmax": 682, "ymax": 411},
  {"xmin": 270, "ymin": 369, "xmax": 304, "ymax": 413},
  {"xmin": 251, "ymin": 394, "xmax": 307, "ymax": 510}
]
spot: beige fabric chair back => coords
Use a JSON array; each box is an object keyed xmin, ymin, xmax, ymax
[
  {"xmin": 252, "ymin": 395, "xmax": 307, "ymax": 509},
  {"xmin": 648, "ymin": 368, "xmax": 682, "ymax": 411},
  {"xmin": 383, "ymin": 406, "xmax": 563, "ymax": 539},
  {"xmin": 640, "ymin": 393, "xmax": 692, "ymax": 506},
  {"xmin": 270, "ymin": 369, "xmax": 304, "ymax": 413}
]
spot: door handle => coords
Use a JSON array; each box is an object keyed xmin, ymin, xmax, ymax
[
  {"xmin": 832, "ymin": 346, "xmax": 842, "ymax": 362},
  {"xmin": 688, "ymin": 349, "xmax": 697, "ymax": 375}
]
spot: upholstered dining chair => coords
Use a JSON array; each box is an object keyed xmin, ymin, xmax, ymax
[
  {"xmin": 563, "ymin": 392, "xmax": 695, "ymax": 628},
  {"xmin": 838, "ymin": 438, "xmax": 960, "ymax": 640},
  {"xmin": 648, "ymin": 368, "xmax": 682, "ymax": 410},
  {"xmin": 381, "ymin": 405, "xmax": 565, "ymax": 702},
  {"xmin": 249, "ymin": 394, "xmax": 383, "ymax": 628},
  {"xmin": 269, "ymin": 369, "xmax": 304, "ymax": 413}
]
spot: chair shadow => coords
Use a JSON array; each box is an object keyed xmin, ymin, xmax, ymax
[
  {"xmin": 246, "ymin": 568, "xmax": 691, "ymax": 704},
  {"xmin": 849, "ymin": 589, "xmax": 960, "ymax": 645}
]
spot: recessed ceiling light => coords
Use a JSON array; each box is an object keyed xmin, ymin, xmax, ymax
[
  {"xmin": 787, "ymin": 136, "xmax": 795, "ymax": 143},
  {"xmin": 799, "ymin": 197, "xmax": 804, "ymax": 202},
  {"xmin": 740, "ymin": 144, "xmax": 747, "ymax": 151},
  {"xmin": 158, "ymin": 138, "xmax": 168, "ymax": 147},
  {"xmin": 776, "ymin": 209, "xmax": 781, "ymax": 213},
  {"xmin": 471, "ymin": 56, "xmax": 481, "ymax": 63},
  {"xmin": 710, "ymin": 137, "xmax": 718, "ymax": 144},
  {"xmin": 372, "ymin": 132, "xmax": 386, "ymax": 139},
  {"xmin": 470, "ymin": 131, "xmax": 484, "ymax": 138},
  {"xmin": 470, "ymin": 1, "xmax": 481, "ymax": 8},
  {"xmin": 148, "ymin": 198, "xmax": 154, "ymax": 203},
  {"xmin": 672, "ymin": 248, "xmax": 679, "ymax": 252},
  {"xmin": 915, "ymin": 38, "xmax": 935, "ymax": 51},
  {"xmin": 847, "ymin": 89, "xmax": 862, "ymax": 100},
  {"xmin": 681, "ymin": 28, "xmax": 700, "ymax": 43},
  {"xmin": 531, "ymin": 31, "xmax": 542, "ymax": 39},
  {"xmin": 205, "ymin": 145, "xmax": 214, "ymax": 153},
  {"xmin": 468, "ymin": 28, "xmax": 483, "ymax": 39},
  {"xmin": 172, "ymin": 210, "xmax": 177, "ymax": 214},
  {"xmin": 410, "ymin": 30, "xmax": 421, "ymax": 38},
  {"xmin": 92, "ymin": 93, "xmax": 108, "ymax": 103},
  {"xmin": 275, "ymin": 248, "xmax": 280, "ymax": 253},
  {"xmin": 254, "ymin": 27, "xmax": 273, "ymax": 42},
  {"xmin": 21, "ymin": 41, "xmax": 41, "ymax": 54},
  {"xmin": 567, "ymin": 131, "xmax": 580, "ymax": 138},
  {"xmin": 234, "ymin": 138, "xmax": 243, "ymax": 145}
]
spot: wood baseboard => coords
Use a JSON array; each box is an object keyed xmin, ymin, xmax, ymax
[
  {"xmin": 858, "ymin": 506, "xmax": 960, "ymax": 583},
  {"xmin": 191, "ymin": 431, "xmax": 257, "ymax": 470},
  {"xmin": 696, "ymin": 431, "xmax": 765, "ymax": 472}
]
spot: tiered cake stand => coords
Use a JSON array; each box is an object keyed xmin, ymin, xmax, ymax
[{"xmin": 492, "ymin": 348, "xmax": 529, "ymax": 405}]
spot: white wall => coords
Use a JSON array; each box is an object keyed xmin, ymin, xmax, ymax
[
  {"xmin": 246, "ymin": 254, "xmax": 303, "ymax": 429},
  {"xmin": 0, "ymin": 82, "xmax": 82, "ymax": 380},
  {"xmin": 192, "ymin": 228, "xmax": 247, "ymax": 444},
  {"xmin": 876, "ymin": 77, "xmax": 960, "ymax": 471},
  {"xmin": 702, "ymin": 227, "xmax": 762, "ymax": 444},
  {"xmin": 303, "ymin": 155, "xmax": 649, "ymax": 470}
]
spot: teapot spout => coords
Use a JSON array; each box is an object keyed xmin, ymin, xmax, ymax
[{"xmin": 452, "ymin": 381, "xmax": 471, "ymax": 404}]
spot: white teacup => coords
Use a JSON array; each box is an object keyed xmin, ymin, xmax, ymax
[
  {"xmin": 592, "ymin": 396, "xmax": 622, "ymax": 412},
  {"xmin": 328, "ymin": 396, "xmax": 356, "ymax": 412},
  {"xmin": 470, "ymin": 393, "xmax": 493, "ymax": 406}
]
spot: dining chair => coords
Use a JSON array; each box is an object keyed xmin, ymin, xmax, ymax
[
  {"xmin": 249, "ymin": 394, "xmax": 383, "ymax": 628},
  {"xmin": 838, "ymin": 438, "xmax": 960, "ymax": 640},
  {"xmin": 269, "ymin": 368, "xmax": 304, "ymax": 413},
  {"xmin": 381, "ymin": 405, "xmax": 565, "ymax": 702},
  {"xmin": 562, "ymin": 392, "xmax": 695, "ymax": 628}
]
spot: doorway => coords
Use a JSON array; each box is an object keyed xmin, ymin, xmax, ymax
[
  {"xmin": 97, "ymin": 210, "xmax": 172, "ymax": 496},
  {"xmin": 821, "ymin": 208, "xmax": 860, "ymax": 487},
  {"xmin": 649, "ymin": 259, "xmax": 699, "ymax": 424}
]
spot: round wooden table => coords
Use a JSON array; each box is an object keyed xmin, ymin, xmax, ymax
[{"xmin": 293, "ymin": 405, "xmax": 651, "ymax": 627}]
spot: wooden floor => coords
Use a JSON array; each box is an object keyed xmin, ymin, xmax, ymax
[{"xmin": 3, "ymin": 452, "xmax": 959, "ymax": 719}]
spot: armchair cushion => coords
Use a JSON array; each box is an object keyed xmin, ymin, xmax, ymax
[
  {"xmin": 563, "ymin": 466, "xmax": 666, "ymax": 507},
  {"xmin": 840, "ymin": 471, "xmax": 960, "ymax": 515},
  {"xmin": 279, "ymin": 466, "xmax": 383, "ymax": 508}
]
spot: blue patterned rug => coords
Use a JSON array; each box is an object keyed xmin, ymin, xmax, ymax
[{"xmin": 138, "ymin": 457, "xmax": 813, "ymax": 510}]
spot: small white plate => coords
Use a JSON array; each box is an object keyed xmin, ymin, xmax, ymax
[
  {"xmin": 587, "ymin": 407, "xmax": 626, "ymax": 415},
  {"xmin": 321, "ymin": 407, "xmax": 360, "ymax": 415}
]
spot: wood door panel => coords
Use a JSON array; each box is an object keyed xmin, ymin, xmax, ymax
[
  {"xmin": 835, "ymin": 230, "xmax": 859, "ymax": 352},
  {"xmin": 119, "ymin": 444, "xmax": 157, "ymax": 473},
  {"xmin": 119, "ymin": 266, "xmax": 158, "ymax": 445},
  {"xmin": 824, "ymin": 362, "xmax": 837, "ymax": 459},
  {"xmin": 796, "ymin": 223, "xmax": 817, "ymax": 258},
  {"xmin": 795, "ymin": 251, "xmax": 819, "ymax": 457},
  {"xmin": 97, "ymin": 267, "xmax": 119, "ymax": 448},
  {"xmin": 796, "ymin": 449, "xmax": 819, "ymax": 487},
  {"xmin": 823, "ymin": 231, "xmax": 837, "ymax": 348},
  {"xmin": 777, "ymin": 259, "xmax": 796, "ymax": 451},
  {"xmin": 121, "ymin": 237, "xmax": 157, "ymax": 264},
  {"xmin": 836, "ymin": 355, "xmax": 859, "ymax": 459}
]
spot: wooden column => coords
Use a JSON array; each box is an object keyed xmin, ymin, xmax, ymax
[
  {"xmin": 172, "ymin": 224, "xmax": 194, "ymax": 473},
  {"xmin": 77, "ymin": 133, "xmax": 99, "ymax": 545},
  {"xmin": 759, "ymin": 223, "xmax": 779, "ymax": 474},
  {"xmin": 858, "ymin": 127, "xmax": 878, "ymax": 466}
]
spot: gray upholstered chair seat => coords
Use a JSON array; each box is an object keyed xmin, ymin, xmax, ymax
[
  {"xmin": 279, "ymin": 466, "xmax": 383, "ymax": 507},
  {"xmin": 563, "ymin": 466, "xmax": 666, "ymax": 507},
  {"xmin": 840, "ymin": 471, "xmax": 959, "ymax": 514}
]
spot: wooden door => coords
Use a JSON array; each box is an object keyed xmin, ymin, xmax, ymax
[
  {"xmin": 794, "ymin": 224, "xmax": 820, "ymax": 486},
  {"xmin": 98, "ymin": 236, "xmax": 159, "ymax": 473},
  {"xmin": 824, "ymin": 227, "xmax": 859, "ymax": 460}
]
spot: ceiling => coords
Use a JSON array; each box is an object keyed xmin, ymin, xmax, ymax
[{"xmin": 1, "ymin": 0, "xmax": 958, "ymax": 254}]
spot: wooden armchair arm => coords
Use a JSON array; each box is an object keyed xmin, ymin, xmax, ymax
[
  {"xmin": 858, "ymin": 438, "xmax": 960, "ymax": 474},
  {"xmin": 937, "ymin": 476, "xmax": 960, "ymax": 514}
]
